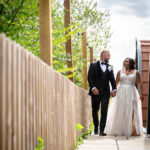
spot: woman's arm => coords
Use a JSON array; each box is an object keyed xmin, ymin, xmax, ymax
[
  {"xmin": 116, "ymin": 70, "xmax": 121, "ymax": 86},
  {"xmin": 136, "ymin": 70, "xmax": 143, "ymax": 100}
]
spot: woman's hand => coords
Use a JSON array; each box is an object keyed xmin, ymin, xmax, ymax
[{"xmin": 140, "ymin": 95, "xmax": 144, "ymax": 101}]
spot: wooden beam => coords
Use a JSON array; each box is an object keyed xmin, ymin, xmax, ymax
[
  {"xmin": 64, "ymin": 0, "xmax": 74, "ymax": 82},
  {"xmin": 82, "ymin": 32, "xmax": 88, "ymax": 90},
  {"xmin": 90, "ymin": 47, "xmax": 93, "ymax": 63},
  {"xmin": 39, "ymin": 0, "xmax": 52, "ymax": 66}
]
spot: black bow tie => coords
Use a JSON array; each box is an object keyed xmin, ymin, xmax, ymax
[{"xmin": 101, "ymin": 62, "xmax": 106, "ymax": 65}]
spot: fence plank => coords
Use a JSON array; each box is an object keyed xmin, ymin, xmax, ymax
[
  {"xmin": 26, "ymin": 52, "xmax": 30, "ymax": 150},
  {"xmin": 6, "ymin": 38, "xmax": 12, "ymax": 150},
  {"xmin": 12, "ymin": 41, "xmax": 18, "ymax": 150},
  {"xmin": 2, "ymin": 35, "xmax": 7, "ymax": 150},
  {"xmin": 35, "ymin": 57, "xmax": 40, "ymax": 145},
  {"xmin": 0, "ymin": 34, "xmax": 3, "ymax": 150},
  {"xmin": 17, "ymin": 45, "xmax": 22, "ymax": 150},
  {"xmin": 32, "ymin": 56, "xmax": 36, "ymax": 149},
  {"xmin": 22, "ymin": 48, "xmax": 26, "ymax": 150}
]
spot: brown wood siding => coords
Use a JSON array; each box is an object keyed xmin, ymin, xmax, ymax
[{"xmin": 140, "ymin": 40, "xmax": 150, "ymax": 127}]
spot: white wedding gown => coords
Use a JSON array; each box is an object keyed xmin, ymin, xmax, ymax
[{"xmin": 105, "ymin": 70, "xmax": 143, "ymax": 136}]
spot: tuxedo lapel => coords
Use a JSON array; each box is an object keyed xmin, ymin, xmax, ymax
[{"xmin": 96, "ymin": 61, "xmax": 103, "ymax": 76}]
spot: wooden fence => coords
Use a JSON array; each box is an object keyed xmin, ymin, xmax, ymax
[{"xmin": 0, "ymin": 34, "xmax": 92, "ymax": 150}]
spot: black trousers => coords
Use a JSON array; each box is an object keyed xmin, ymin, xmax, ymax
[{"xmin": 91, "ymin": 93, "xmax": 109, "ymax": 132}]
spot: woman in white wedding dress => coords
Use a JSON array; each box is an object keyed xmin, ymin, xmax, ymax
[{"xmin": 105, "ymin": 58, "xmax": 143, "ymax": 136}]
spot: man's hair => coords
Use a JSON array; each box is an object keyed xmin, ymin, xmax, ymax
[{"xmin": 100, "ymin": 50, "xmax": 109, "ymax": 57}]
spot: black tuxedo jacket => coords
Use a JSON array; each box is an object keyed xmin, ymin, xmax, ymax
[{"xmin": 88, "ymin": 61, "xmax": 116, "ymax": 96}]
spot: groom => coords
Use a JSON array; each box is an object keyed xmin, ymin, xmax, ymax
[{"xmin": 88, "ymin": 50, "xmax": 117, "ymax": 136}]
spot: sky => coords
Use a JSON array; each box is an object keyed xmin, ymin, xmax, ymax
[{"xmin": 97, "ymin": 0, "xmax": 150, "ymax": 75}]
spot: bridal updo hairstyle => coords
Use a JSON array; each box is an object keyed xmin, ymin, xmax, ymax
[
  {"xmin": 129, "ymin": 58, "xmax": 135, "ymax": 70},
  {"xmin": 123, "ymin": 57, "xmax": 135, "ymax": 70}
]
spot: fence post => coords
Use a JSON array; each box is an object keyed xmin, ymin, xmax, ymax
[
  {"xmin": 39, "ymin": 0, "xmax": 53, "ymax": 66},
  {"xmin": 82, "ymin": 32, "xmax": 88, "ymax": 90},
  {"xmin": 64, "ymin": 0, "xmax": 74, "ymax": 82}
]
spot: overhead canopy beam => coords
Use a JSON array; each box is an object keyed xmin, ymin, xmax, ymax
[{"xmin": 39, "ymin": 0, "xmax": 53, "ymax": 66}]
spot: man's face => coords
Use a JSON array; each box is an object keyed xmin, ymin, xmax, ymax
[{"xmin": 103, "ymin": 52, "xmax": 110, "ymax": 64}]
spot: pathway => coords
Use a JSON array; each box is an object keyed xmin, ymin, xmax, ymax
[{"xmin": 78, "ymin": 134, "xmax": 150, "ymax": 150}]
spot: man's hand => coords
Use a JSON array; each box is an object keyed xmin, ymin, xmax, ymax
[
  {"xmin": 111, "ymin": 91, "xmax": 117, "ymax": 97},
  {"xmin": 92, "ymin": 88, "xmax": 99, "ymax": 95}
]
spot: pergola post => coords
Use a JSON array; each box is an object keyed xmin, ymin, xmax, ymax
[
  {"xmin": 39, "ymin": 0, "xmax": 52, "ymax": 66},
  {"xmin": 82, "ymin": 32, "xmax": 88, "ymax": 90},
  {"xmin": 64, "ymin": 0, "xmax": 74, "ymax": 82},
  {"xmin": 90, "ymin": 47, "xmax": 93, "ymax": 63}
]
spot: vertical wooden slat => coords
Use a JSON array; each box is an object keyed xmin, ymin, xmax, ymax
[
  {"xmin": 0, "ymin": 34, "xmax": 3, "ymax": 150},
  {"xmin": 47, "ymin": 67, "xmax": 51, "ymax": 150},
  {"xmin": 29, "ymin": 55, "xmax": 32, "ymax": 150},
  {"xmin": 6, "ymin": 38, "xmax": 13, "ymax": 150},
  {"xmin": 1, "ymin": 35, "xmax": 7, "ymax": 150},
  {"xmin": 35, "ymin": 57, "xmax": 39, "ymax": 145},
  {"xmin": 82, "ymin": 32, "xmax": 88, "ymax": 90},
  {"xmin": 26, "ymin": 52, "xmax": 30, "ymax": 150},
  {"xmin": 38, "ymin": 60, "xmax": 42, "ymax": 138},
  {"xmin": 22, "ymin": 49, "xmax": 26, "ymax": 150},
  {"xmin": 43, "ymin": 64, "xmax": 47, "ymax": 149},
  {"xmin": 64, "ymin": 79, "xmax": 67, "ymax": 150},
  {"xmin": 32, "ymin": 56, "xmax": 36, "ymax": 149},
  {"xmin": 17, "ymin": 45, "xmax": 22, "ymax": 150},
  {"xmin": 41, "ymin": 62, "xmax": 43, "ymax": 144},
  {"xmin": 12, "ymin": 41, "xmax": 17, "ymax": 150},
  {"xmin": 63, "ymin": 80, "xmax": 68, "ymax": 149},
  {"xmin": 60, "ymin": 76, "xmax": 65, "ymax": 150},
  {"xmin": 29, "ymin": 54, "xmax": 33, "ymax": 150}
]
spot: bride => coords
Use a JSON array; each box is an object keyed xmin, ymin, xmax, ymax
[{"xmin": 105, "ymin": 58, "xmax": 143, "ymax": 136}]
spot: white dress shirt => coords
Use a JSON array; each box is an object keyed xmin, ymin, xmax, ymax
[{"xmin": 100, "ymin": 60, "xmax": 107, "ymax": 72}]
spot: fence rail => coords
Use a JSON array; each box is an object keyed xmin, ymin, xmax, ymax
[{"xmin": 0, "ymin": 34, "xmax": 92, "ymax": 150}]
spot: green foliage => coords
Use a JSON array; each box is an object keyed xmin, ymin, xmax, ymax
[
  {"xmin": 74, "ymin": 123, "xmax": 94, "ymax": 149},
  {"xmin": 0, "ymin": 0, "xmax": 111, "ymax": 87},
  {"xmin": 0, "ymin": 0, "xmax": 40, "ymax": 56},
  {"xmin": 36, "ymin": 137, "xmax": 44, "ymax": 150},
  {"xmin": 52, "ymin": 0, "xmax": 112, "ymax": 87},
  {"xmin": 76, "ymin": 123, "xmax": 84, "ymax": 131}
]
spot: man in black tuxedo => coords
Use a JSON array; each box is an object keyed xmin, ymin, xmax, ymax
[{"xmin": 88, "ymin": 50, "xmax": 117, "ymax": 136}]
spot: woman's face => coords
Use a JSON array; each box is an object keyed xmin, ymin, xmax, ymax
[{"xmin": 124, "ymin": 58, "xmax": 130, "ymax": 68}]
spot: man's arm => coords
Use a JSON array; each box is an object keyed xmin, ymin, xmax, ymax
[
  {"xmin": 88, "ymin": 63, "xmax": 95, "ymax": 89},
  {"xmin": 109, "ymin": 69, "xmax": 117, "ymax": 90},
  {"xmin": 88, "ymin": 63, "xmax": 99, "ymax": 95}
]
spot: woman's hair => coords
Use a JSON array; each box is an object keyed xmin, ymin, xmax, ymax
[
  {"xmin": 123, "ymin": 57, "xmax": 135, "ymax": 70},
  {"xmin": 129, "ymin": 58, "xmax": 136, "ymax": 70}
]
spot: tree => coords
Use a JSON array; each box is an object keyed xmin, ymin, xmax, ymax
[
  {"xmin": 0, "ymin": 0, "xmax": 40, "ymax": 56},
  {"xmin": 0, "ymin": 0, "xmax": 111, "ymax": 87}
]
